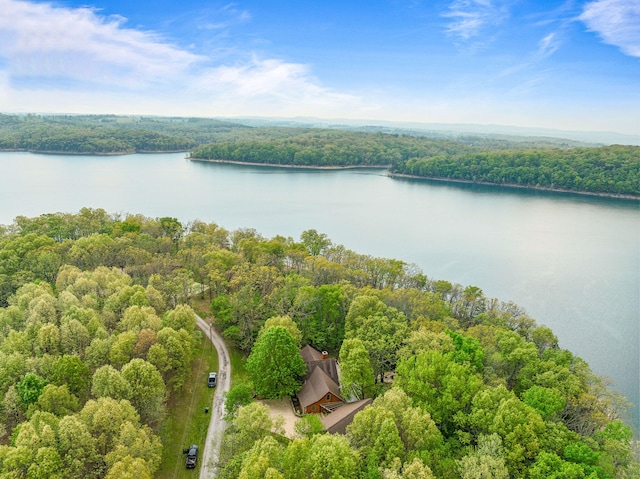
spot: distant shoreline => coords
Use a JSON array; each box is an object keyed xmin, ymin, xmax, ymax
[
  {"xmin": 187, "ymin": 157, "xmax": 390, "ymax": 170},
  {"xmin": 0, "ymin": 148, "xmax": 188, "ymax": 156},
  {"xmin": 388, "ymin": 172, "xmax": 640, "ymax": 201},
  {"xmin": 190, "ymin": 157, "xmax": 639, "ymax": 200}
]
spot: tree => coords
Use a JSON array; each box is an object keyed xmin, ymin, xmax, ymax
[
  {"xmin": 260, "ymin": 315, "xmax": 303, "ymax": 347},
  {"xmin": 300, "ymin": 229, "xmax": 332, "ymax": 256},
  {"xmin": 395, "ymin": 350, "xmax": 482, "ymax": 435},
  {"xmin": 50, "ymin": 354, "xmax": 90, "ymax": 402},
  {"xmin": 104, "ymin": 456, "xmax": 153, "ymax": 479},
  {"xmin": 16, "ymin": 372, "xmax": 47, "ymax": 408},
  {"xmin": 162, "ymin": 304, "xmax": 196, "ymax": 332},
  {"xmin": 456, "ymin": 434, "xmax": 509, "ymax": 479},
  {"xmin": 245, "ymin": 326, "xmax": 306, "ymax": 399},
  {"xmin": 35, "ymin": 384, "xmax": 79, "ymax": 416},
  {"xmin": 224, "ymin": 382, "xmax": 255, "ymax": 418},
  {"xmin": 306, "ymin": 433, "xmax": 362, "ymax": 479},
  {"xmin": 339, "ymin": 338, "xmax": 375, "ymax": 399},
  {"xmin": 91, "ymin": 365, "xmax": 132, "ymax": 400},
  {"xmin": 237, "ymin": 436, "xmax": 284, "ymax": 479},
  {"xmin": 294, "ymin": 414, "xmax": 325, "ymax": 438},
  {"xmin": 232, "ymin": 402, "xmax": 284, "ymax": 454},
  {"xmin": 344, "ymin": 294, "xmax": 409, "ymax": 383},
  {"xmin": 120, "ymin": 359, "xmax": 166, "ymax": 426}
]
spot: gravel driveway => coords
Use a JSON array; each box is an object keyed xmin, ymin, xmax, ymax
[{"xmin": 196, "ymin": 315, "xmax": 231, "ymax": 478}]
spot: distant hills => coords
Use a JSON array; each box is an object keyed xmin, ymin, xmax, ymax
[{"xmin": 219, "ymin": 116, "xmax": 640, "ymax": 146}]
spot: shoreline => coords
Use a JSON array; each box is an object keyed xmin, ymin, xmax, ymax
[
  {"xmin": 190, "ymin": 157, "xmax": 639, "ymax": 200},
  {"xmin": 0, "ymin": 148, "xmax": 189, "ymax": 156},
  {"xmin": 187, "ymin": 157, "xmax": 390, "ymax": 170},
  {"xmin": 388, "ymin": 172, "xmax": 640, "ymax": 201}
]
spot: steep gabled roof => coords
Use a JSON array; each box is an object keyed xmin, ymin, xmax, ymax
[
  {"xmin": 321, "ymin": 398, "xmax": 373, "ymax": 435},
  {"xmin": 300, "ymin": 344, "xmax": 323, "ymax": 363},
  {"xmin": 297, "ymin": 366, "xmax": 342, "ymax": 409},
  {"xmin": 300, "ymin": 345, "xmax": 340, "ymax": 384}
]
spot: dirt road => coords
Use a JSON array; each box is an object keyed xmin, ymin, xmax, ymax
[{"xmin": 196, "ymin": 315, "xmax": 231, "ymax": 478}]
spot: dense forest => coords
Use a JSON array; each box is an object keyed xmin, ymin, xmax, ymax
[
  {"xmin": 390, "ymin": 145, "xmax": 640, "ymax": 197},
  {"xmin": 0, "ymin": 209, "xmax": 637, "ymax": 478},
  {"xmin": 0, "ymin": 113, "xmax": 591, "ymax": 156},
  {"xmin": 189, "ymin": 129, "xmax": 479, "ymax": 167},
  {"xmin": 0, "ymin": 114, "xmax": 246, "ymax": 154}
]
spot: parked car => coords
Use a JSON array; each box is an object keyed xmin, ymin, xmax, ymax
[
  {"xmin": 208, "ymin": 372, "xmax": 217, "ymax": 387},
  {"xmin": 185, "ymin": 444, "xmax": 198, "ymax": 469}
]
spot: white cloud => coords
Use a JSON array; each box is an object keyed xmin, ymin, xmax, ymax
[
  {"xmin": 579, "ymin": 0, "xmax": 640, "ymax": 57},
  {"xmin": 442, "ymin": 0, "xmax": 509, "ymax": 40},
  {"xmin": 537, "ymin": 32, "xmax": 560, "ymax": 57},
  {"xmin": 0, "ymin": 0, "xmax": 203, "ymax": 87},
  {"xmin": 0, "ymin": 0, "xmax": 363, "ymax": 117}
]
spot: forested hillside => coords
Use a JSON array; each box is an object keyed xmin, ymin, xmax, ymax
[
  {"xmin": 0, "ymin": 114, "xmax": 247, "ymax": 154},
  {"xmin": 0, "ymin": 209, "xmax": 637, "ymax": 478},
  {"xmin": 391, "ymin": 145, "xmax": 640, "ymax": 197},
  {"xmin": 189, "ymin": 129, "xmax": 480, "ymax": 167}
]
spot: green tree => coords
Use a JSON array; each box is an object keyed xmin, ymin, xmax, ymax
[
  {"xmin": 120, "ymin": 359, "xmax": 166, "ymax": 426},
  {"xmin": 224, "ymin": 382, "xmax": 255, "ymax": 418},
  {"xmin": 245, "ymin": 326, "xmax": 306, "ymax": 399},
  {"xmin": 91, "ymin": 365, "xmax": 132, "ymax": 400},
  {"xmin": 16, "ymin": 372, "xmax": 47, "ymax": 408},
  {"xmin": 231, "ymin": 402, "xmax": 284, "ymax": 455},
  {"xmin": 339, "ymin": 338, "xmax": 375, "ymax": 399},
  {"xmin": 456, "ymin": 434, "xmax": 509, "ymax": 479},
  {"xmin": 300, "ymin": 229, "xmax": 332, "ymax": 256},
  {"xmin": 294, "ymin": 414, "xmax": 325, "ymax": 438},
  {"xmin": 35, "ymin": 384, "xmax": 79, "ymax": 416},
  {"xmin": 260, "ymin": 315, "xmax": 303, "ymax": 347},
  {"xmin": 306, "ymin": 433, "xmax": 362, "ymax": 479},
  {"xmin": 50, "ymin": 354, "xmax": 90, "ymax": 402}
]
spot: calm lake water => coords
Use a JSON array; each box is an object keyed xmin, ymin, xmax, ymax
[{"xmin": 1, "ymin": 151, "xmax": 638, "ymax": 430}]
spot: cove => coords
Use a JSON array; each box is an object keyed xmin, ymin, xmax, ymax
[{"xmin": 1, "ymin": 151, "xmax": 638, "ymax": 430}]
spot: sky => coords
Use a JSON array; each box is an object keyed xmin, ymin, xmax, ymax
[{"xmin": 0, "ymin": 0, "xmax": 638, "ymax": 135}]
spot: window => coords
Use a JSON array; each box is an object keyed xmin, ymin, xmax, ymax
[{"xmin": 326, "ymin": 394, "xmax": 331, "ymax": 400}]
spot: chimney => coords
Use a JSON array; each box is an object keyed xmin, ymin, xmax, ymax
[{"xmin": 321, "ymin": 351, "xmax": 328, "ymax": 360}]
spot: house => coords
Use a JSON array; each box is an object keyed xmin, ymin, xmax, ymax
[
  {"xmin": 297, "ymin": 345, "xmax": 342, "ymax": 414},
  {"xmin": 296, "ymin": 345, "xmax": 373, "ymax": 434},
  {"xmin": 297, "ymin": 366, "xmax": 343, "ymax": 414},
  {"xmin": 321, "ymin": 398, "xmax": 372, "ymax": 434}
]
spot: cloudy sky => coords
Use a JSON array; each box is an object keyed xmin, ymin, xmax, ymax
[{"xmin": 0, "ymin": 0, "xmax": 638, "ymax": 135}]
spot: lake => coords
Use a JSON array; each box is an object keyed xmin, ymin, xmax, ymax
[{"xmin": 1, "ymin": 151, "xmax": 638, "ymax": 430}]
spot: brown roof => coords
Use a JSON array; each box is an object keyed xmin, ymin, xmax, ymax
[
  {"xmin": 305, "ymin": 358, "xmax": 339, "ymax": 383},
  {"xmin": 297, "ymin": 366, "xmax": 342, "ymax": 409},
  {"xmin": 300, "ymin": 344, "xmax": 323, "ymax": 363},
  {"xmin": 321, "ymin": 398, "xmax": 373, "ymax": 435},
  {"xmin": 300, "ymin": 345, "xmax": 339, "ymax": 384}
]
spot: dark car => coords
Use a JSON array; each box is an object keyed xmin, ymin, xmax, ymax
[
  {"xmin": 185, "ymin": 444, "xmax": 198, "ymax": 469},
  {"xmin": 208, "ymin": 372, "xmax": 217, "ymax": 387}
]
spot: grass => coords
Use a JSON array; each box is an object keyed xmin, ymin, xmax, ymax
[{"xmin": 156, "ymin": 333, "xmax": 218, "ymax": 479}]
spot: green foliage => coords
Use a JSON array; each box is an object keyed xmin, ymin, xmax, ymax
[
  {"xmin": 0, "ymin": 208, "xmax": 638, "ymax": 479},
  {"xmin": 391, "ymin": 145, "xmax": 640, "ymax": 197},
  {"xmin": 224, "ymin": 382, "xmax": 255, "ymax": 418},
  {"xmin": 245, "ymin": 326, "xmax": 306, "ymax": 399},
  {"xmin": 294, "ymin": 414, "xmax": 325, "ymax": 438},
  {"xmin": 339, "ymin": 338, "xmax": 375, "ymax": 399},
  {"xmin": 16, "ymin": 373, "xmax": 47, "ymax": 408}
]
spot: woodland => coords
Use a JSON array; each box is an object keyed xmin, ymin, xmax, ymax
[{"xmin": 0, "ymin": 209, "xmax": 637, "ymax": 478}]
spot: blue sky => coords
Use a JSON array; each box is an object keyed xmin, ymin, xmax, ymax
[{"xmin": 0, "ymin": 0, "xmax": 638, "ymax": 135}]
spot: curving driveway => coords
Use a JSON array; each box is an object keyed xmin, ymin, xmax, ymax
[{"xmin": 195, "ymin": 315, "xmax": 231, "ymax": 479}]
